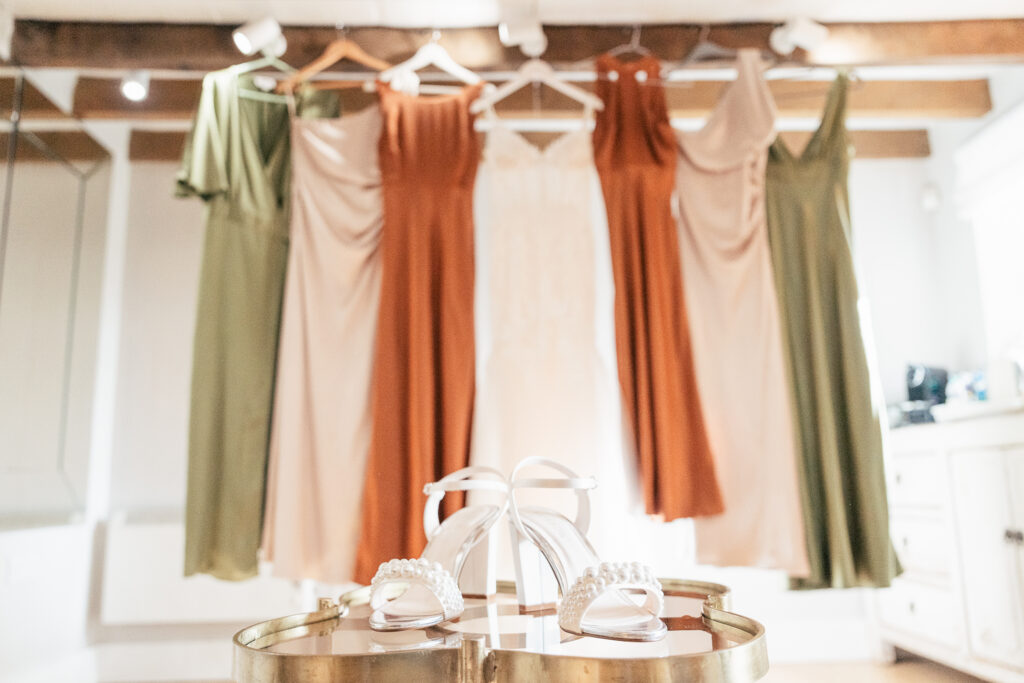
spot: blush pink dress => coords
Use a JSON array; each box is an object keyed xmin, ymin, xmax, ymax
[
  {"xmin": 261, "ymin": 106, "xmax": 383, "ymax": 583},
  {"xmin": 675, "ymin": 50, "xmax": 810, "ymax": 576}
]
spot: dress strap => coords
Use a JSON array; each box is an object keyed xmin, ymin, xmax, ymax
[
  {"xmin": 816, "ymin": 72, "xmax": 849, "ymax": 149},
  {"xmin": 284, "ymin": 87, "xmax": 298, "ymax": 118}
]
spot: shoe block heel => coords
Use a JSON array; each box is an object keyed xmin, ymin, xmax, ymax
[
  {"xmin": 458, "ymin": 526, "xmax": 498, "ymax": 599},
  {"xmin": 509, "ymin": 519, "xmax": 558, "ymax": 613}
]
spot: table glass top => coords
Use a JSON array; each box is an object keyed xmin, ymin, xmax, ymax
[{"xmin": 257, "ymin": 588, "xmax": 753, "ymax": 660}]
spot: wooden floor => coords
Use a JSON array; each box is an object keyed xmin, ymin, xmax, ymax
[{"xmin": 765, "ymin": 660, "xmax": 983, "ymax": 682}]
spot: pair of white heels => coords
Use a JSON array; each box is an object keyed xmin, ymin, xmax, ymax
[{"xmin": 368, "ymin": 457, "xmax": 667, "ymax": 642}]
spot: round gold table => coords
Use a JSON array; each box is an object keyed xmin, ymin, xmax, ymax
[{"xmin": 233, "ymin": 579, "xmax": 768, "ymax": 682}]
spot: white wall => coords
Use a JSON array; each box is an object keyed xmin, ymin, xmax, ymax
[
  {"xmin": 0, "ymin": 156, "xmax": 109, "ymax": 678},
  {"xmin": 850, "ymin": 157, "xmax": 949, "ymax": 405},
  {"xmin": 0, "ymin": 161, "xmax": 110, "ymax": 518},
  {"xmin": 110, "ymin": 162, "xmax": 204, "ymax": 514},
  {"xmin": 98, "ymin": 162, "xmax": 305, "ymax": 639},
  {"xmin": 947, "ymin": 71, "xmax": 1024, "ymax": 400},
  {"xmin": 0, "ymin": 524, "xmax": 96, "ymax": 679},
  {"xmin": 848, "ymin": 67, "xmax": 1024, "ymax": 407}
]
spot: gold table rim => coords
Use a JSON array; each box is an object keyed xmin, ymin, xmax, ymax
[{"xmin": 232, "ymin": 578, "xmax": 768, "ymax": 681}]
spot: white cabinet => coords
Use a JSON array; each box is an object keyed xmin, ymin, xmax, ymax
[
  {"xmin": 952, "ymin": 448, "xmax": 1024, "ymax": 670},
  {"xmin": 878, "ymin": 415, "xmax": 1024, "ymax": 683},
  {"xmin": 880, "ymin": 444, "xmax": 964, "ymax": 651}
]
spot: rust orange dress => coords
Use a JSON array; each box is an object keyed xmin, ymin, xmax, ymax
[
  {"xmin": 592, "ymin": 54, "xmax": 724, "ymax": 520},
  {"xmin": 354, "ymin": 82, "xmax": 483, "ymax": 584}
]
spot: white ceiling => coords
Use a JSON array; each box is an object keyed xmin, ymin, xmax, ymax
[{"xmin": 5, "ymin": 0, "xmax": 1024, "ymax": 26}]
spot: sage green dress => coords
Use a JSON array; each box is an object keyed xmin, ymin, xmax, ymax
[
  {"xmin": 766, "ymin": 75, "xmax": 899, "ymax": 589},
  {"xmin": 176, "ymin": 69, "xmax": 338, "ymax": 580}
]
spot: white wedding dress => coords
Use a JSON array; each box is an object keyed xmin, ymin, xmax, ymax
[{"xmin": 470, "ymin": 120, "xmax": 637, "ymax": 575}]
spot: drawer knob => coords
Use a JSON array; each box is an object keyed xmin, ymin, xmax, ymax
[
  {"xmin": 895, "ymin": 473, "xmax": 903, "ymax": 485},
  {"xmin": 908, "ymin": 601, "xmax": 916, "ymax": 614},
  {"xmin": 901, "ymin": 536, "xmax": 909, "ymax": 548}
]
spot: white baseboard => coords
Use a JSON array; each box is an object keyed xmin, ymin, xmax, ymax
[
  {"xmin": 0, "ymin": 525, "xmax": 93, "ymax": 674},
  {"xmin": 8, "ymin": 648, "xmax": 96, "ymax": 683},
  {"xmin": 96, "ymin": 640, "xmax": 233, "ymax": 683},
  {"xmin": 101, "ymin": 520, "xmax": 305, "ymax": 625}
]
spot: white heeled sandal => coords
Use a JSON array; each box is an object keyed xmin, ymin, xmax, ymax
[
  {"xmin": 508, "ymin": 457, "xmax": 667, "ymax": 641},
  {"xmin": 368, "ymin": 466, "xmax": 508, "ymax": 631}
]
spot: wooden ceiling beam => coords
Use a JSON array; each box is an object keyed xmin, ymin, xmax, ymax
[
  {"xmin": 783, "ymin": 129, "xmax": 931, "ymax": 158},
  {"xmin": 129, "ymin": 129, "xmax": 186, "ymax": 161},
  {"xmin": 73, "ymin": 78, "xmax": 199, "ymax": 120},
  {"xmin": 129, "ymin": 128, "xmax": 931, "ymax": 163},
  {"xmin": 0, "ymin": 77, "xmax": 69, "ymax": 119},
  {"xmin": 1, "ymin": 130, "xmax": 108, "ymax": 161},
  {"xmin": 10, "ymin": 19, "xmax": 1024, "ymax": 72},
  {"xmin": 809, "ymin": 21, "xmax": 1024, "ymax": 65},
  {"xmin": 73, "ymin": 77, "xmax": 991, "ymax": 121}
]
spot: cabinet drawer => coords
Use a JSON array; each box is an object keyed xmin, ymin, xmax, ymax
[
  {"xmin": 888, "ymin": 452, "xmax": 948, "ymax": 509},
  {"xmin": 878, "ymin": 577, "xmax": 962, "ymax": 648},
  {"xmin": 890, "ymin": 515, "xmax": 954, "ymax": 579}
]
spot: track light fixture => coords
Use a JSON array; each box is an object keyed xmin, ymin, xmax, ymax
[
  {"xmin": 232, "ymin": 16, "xmax": 287, "ymax": 57},
  {"xmin": 498, "ymin": 2, "xmax": 547, "ymax": 57},
  {"xmin": 120, "ymin": 69, "xmax": 150, "ymax": 102},
  {"xmin": 769, "ymin": 18, "xmax": 829, "ymax": 56}
]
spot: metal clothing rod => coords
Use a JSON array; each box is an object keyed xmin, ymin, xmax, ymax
[
  {"xmin": 0, "ymin": 73, "xmax": 23, "ymax": 318},
  {"xmin": 0, "ymin": 63, "xmax": 1007, "ymax": 83}
]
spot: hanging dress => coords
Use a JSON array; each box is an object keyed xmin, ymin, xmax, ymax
[
  {"xmin": 176, "ymin": 70, "xmax": 337, "ymax": 580},
  {"xmin": 354, "ymin": 82, "xmax": 484, "ymax": 584},
  {"xmin": 766, "ymin": 75, "xmax": 899, "ymax": 588},
  {"xmin": 470, "ymin": 117, "xmax": 633, "ymax": 569},
  {"xmin": 676, "ymin": 50, "xmax": 809, "ymax": 576},
  {"xmin": 593, "ymin": 54, "xmax": 724, "ymax": 520},
  {"xmin": 261, "ymin": 106, "xmax": 383, "ymax": 584}
]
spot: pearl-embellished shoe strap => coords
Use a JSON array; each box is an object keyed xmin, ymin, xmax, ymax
[
  {"xmin": 558, "ymin": 561, "xmax": 664, "ymax": 635},
  {"xmin": 507, "ymin": 457, "xmax": 667, "ymax": 641},
  {"xmin": 370, "ymin": 558, "xmax": 465, "ymax": 621}
]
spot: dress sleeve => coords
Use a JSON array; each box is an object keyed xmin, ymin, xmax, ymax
[{"xmin": 176, "ymin": 72, "xmax": 229, "ymax": 200}]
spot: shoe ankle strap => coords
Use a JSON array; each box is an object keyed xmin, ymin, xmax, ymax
[
  {"xmin": 508, "ymin": 457, "xmax": 596, "ymax": 539},
  {"xmin": 423, "ymin": 466, "xmax": 509, "ymax": 539}
]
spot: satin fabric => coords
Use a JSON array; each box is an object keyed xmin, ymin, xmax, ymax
[
  {"xmin": 354, "ymin": 83, "xmax": 484, "ymax": 584},
  {"xmin": 676, "ymin": 51, "xmax": 809, "ymax": 576},
  {"xmin": 261, "ymin": 107, "xmax": 384, "ymax": 583},
  {"xmin": 177, "ymin": 71, "xmax": 337, "ymax": 580},
  {"xmin": 766, "ymin": 75, "xmax": 899, "ymax": 588},
  {"xmin": 593, "ymin": 54, "xmax": 724, "ymax": 521}
]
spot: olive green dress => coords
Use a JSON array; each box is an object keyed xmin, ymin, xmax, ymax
[
  {"xmin": 176, "ymin": 69, "xmax": 338, "ymax": 580},
  {"xmin": 766, "ymin": 75, "xmax": 899, "ymax": 589}
]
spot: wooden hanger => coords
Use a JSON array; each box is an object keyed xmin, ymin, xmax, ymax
[
  {"xmin": 769, "ymin": 67, "xmax": 863, "ymax": 101},
  {"xmin": 276, "ymin": 33, "xmax": 391, "ymax": 94}
]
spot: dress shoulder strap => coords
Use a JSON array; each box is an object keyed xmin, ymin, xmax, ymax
[{"xmin": 816, "ymin": 72, "xmax": 849, "ymax": 149}]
